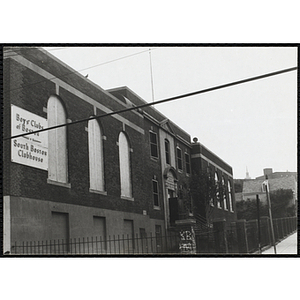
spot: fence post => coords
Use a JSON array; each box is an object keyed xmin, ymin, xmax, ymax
[
  {"xmin": 273, "ymin": 219, "xmax": 279, "ymax": 242},
  {"xmin": 261, "ymin": 216, "xmax": 271, "ymax": 247},
  {"xmin": 236, "ymin": 220, "xmax": 249, "ymax": 254},
  {"xmin": 282, "ymin": 218, "xmax": 287, "ymax": 237},
  {"xmin": 279, "ymin": 219, "xmax": 283, "ymax": 240},
  {"xmin": 229, "ymin": 221, "xmax": 239, "ymax": 254},
  {"xmin": 288, "ymin": 217, "xmax": 292, "ymax": 234},
  {"xmin": 213, "ymin": 219, "xmax": 228, "ymax": 254}
]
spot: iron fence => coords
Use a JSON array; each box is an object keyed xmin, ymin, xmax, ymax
[
  {"xmin": 9, "ymin": 216, "xmax": 297, "ymax": 255},
  {"xmin": 224, "ymin": 216, "xmax": 297, "ymax": 254},
  {"xmin": 226, "ymin": 223, "xmax": 239, "ymax": 254},
  {"xmin": 246, "ymin": 220, "xmax": 259, "ymax": 253},
  {"xmin": 194, "ymin": 229, "xmax": 216, "ymax": 254},
  {"xmin": 244, "ymin": 216, "xmax": 297, "ymax": 253},
  {"xmin": 10, "ymin": 231, "xmax": 182, "ymax": 255}
]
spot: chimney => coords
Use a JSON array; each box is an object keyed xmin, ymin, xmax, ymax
[{"xmin": 263, "ymin": 168, "xmax": 273, "ymax": 177}]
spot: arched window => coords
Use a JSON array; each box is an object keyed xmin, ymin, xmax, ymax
[
  {"xmin": 165, "ymin": 139, "xmax": 170, "ymax": 165},
  {"xmin": 208, "ymin": 171, "xmax": 214, "ymax": 206},
  {"xmin": 88, "ymin": 119, "xmax": 105, "ymax": 192},
  {"xmin": 215, "ymin": 172, "xmax": 221, "ymax": 208},
  {"xmin": 228, "ymin": 181, "xmax": 233, "ymax": 212},
  {"xmin": 119, "ymin": 132, "xmax": 132, "ymax": 198},
  {"xmin": 47, "ymin": 95, "xmax": 68, "ymax": 183},
  {"xmin": 222, "ymin": 176, "xmax": 228, "ymax": 210}
]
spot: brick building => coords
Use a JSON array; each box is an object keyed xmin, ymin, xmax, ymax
[
  {"xmin": 3, "ymin": 47, "xmax": 236, "ymax": 253},
  {"xmin": 242, "ymin": 168, "xmax": 297, "ymax": 205},
  {"xmin": 191, "ymin": 139, "xmax": 236, "ymax": 225}
]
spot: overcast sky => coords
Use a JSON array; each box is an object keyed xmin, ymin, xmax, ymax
[{"xmin": 44, "ymin": 46, "xmax": 297, "ymax": 179}]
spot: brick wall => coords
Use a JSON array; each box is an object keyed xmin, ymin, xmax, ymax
[{"xmin": 4, "ymin": 51, "xmax": 159, "ymax": 217}]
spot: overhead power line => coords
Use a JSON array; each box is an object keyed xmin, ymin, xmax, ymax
[
  {"xmin": 3, "ymin": 47, "xmax": 70, "ymax": 58},
  {"xmin": 4, "ymin": 66, "xmax": 297, "ymax": 141},
  {"xmin": 4, "ymin": 48, "xmax": 156, "ymax": 93}
]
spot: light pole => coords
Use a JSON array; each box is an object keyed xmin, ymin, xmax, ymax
[
  {"xmin": 264, "ymin": 176, "xmax": 277, "ymax": 254},
  {"xmin": 256, "ymin": 194, "xmax": 261, "ymax": 254}
]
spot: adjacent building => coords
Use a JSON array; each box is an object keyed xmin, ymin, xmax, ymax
[{"xmin": 235, "ymin": 168, "xmax": 297, "ymax": 205}]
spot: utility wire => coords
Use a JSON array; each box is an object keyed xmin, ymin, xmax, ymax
[
  {"xmin": 3, "ymin": 47, "xmax": 70, "ymax": 58},
  {"xmin": 4, "ymin": 48, "xmax": 156, "ymax": 93},
  {"xmin": 4, "ymin": 66, "xmax": 297, "ymax": 141}
]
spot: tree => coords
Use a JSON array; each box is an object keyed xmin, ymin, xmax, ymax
[
  {"xmin": 236, "ymin": 188, "xmax": 295, "ymax": 220},
  {"xmin": 189, "ymin": 169, "xmax": 217, "ymax": 225},
  {"xmin": 236, "ymin": 199, "xmax": 268, "ymax": 220},
  {"xmin": 269, "ymin": 189, "xmax": 295, "ymax": 218}
]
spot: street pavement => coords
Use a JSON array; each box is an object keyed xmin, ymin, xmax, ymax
[{"xmin": 261, "ymin": 231, "xmax": 298, "ymax": 254}]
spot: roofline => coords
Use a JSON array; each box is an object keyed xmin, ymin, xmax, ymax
[
  {"xmin": 107, "ymin": 86, "xmax": 192, "ymax": 138},
  {"xmin": 195, "ymin": 141, "xmax": 233, "ymax": 170},
  {"xmin": 37, "ymin": 48, "xmax": 141, "ymax": 115}
]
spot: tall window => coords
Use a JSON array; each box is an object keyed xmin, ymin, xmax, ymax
[
  {"xmin": 47, "ymin": 95, "xmax": 68, "ymax": 183},
  {"xmin": 208, "ymin": 171, "xmax": 214, "ymax": 206},
  {"xmin": 185, "ymin": 153, "xmax": 191, "ymax": 174},
  {"xmin": 165, "ymin": 139, "xmax": 170, "ymax": 165},
  {"xmin": 88, "ymin": 119, "xmax": 105, "ymax": 192},
  {"xmin": 152, "ymin": 179, "xmax": 159, "ymax": 207},
  {"xmin": 215, "ymin": 172, "xmax": 221, "ymax": 208},
  {"xmin": 177, "ymin": 147, "xmax": 183, "ymax": 171},
  {"xmin": 149, "ymin": 131, "xmax": 158, "ymax": 159},
  {"xmin": 119, "ymin": 132, "xmax": 132, "ymax": 198},
  {"xmin": 228, "ymin": 181, "xmax": 234, "ymax": 212},
  {"xmin": 222, "ymin": 176, "xmax": 228, "ymax": 210}
]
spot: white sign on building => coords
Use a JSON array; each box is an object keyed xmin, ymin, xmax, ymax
[{"xmin": 11, "ymin": 105, "xmax": 48, "ymax": 170}]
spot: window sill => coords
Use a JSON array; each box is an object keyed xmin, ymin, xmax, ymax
[
  {"xmin": 154, "ymin": 206, "xmax": 160, "ymax": 210},
  {"xmin": 47, "ymin": 179, "xmax": 71, "ymax": 189},
  {"xmin": 121, "ymin": 196, "xmax": 134, "ymax": 201},
  {"xmin": 150, "ymin": 156, "xmax": 159, "ymax": 162},
  {"xmin": 89, "ymin": 189, "xmax": 107, "ymax": 196}
]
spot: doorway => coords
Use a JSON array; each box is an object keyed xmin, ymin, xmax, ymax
[{"xmin": 168, "ymin": 189, "xmax": 178, "ymax": 226}]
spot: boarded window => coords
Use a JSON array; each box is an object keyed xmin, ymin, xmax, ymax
[
  {"xmin": 88, "ymin": 119, "xmax": 105, "ymax": 192},
  {"xmin": 47, "ymin": 96, "xmax": 68, "ymax": 183},
  {"xmin": 119, "ymin": 132, "xmax": 132, "ymax": 198},
  {"xmin": 124, "ymin": 219, "xmax": 134, "ymax": 252},
  {"xmin": 93, "ymin": 216, "xmax": 106, "ymax": 250},
  {"xmin": 51, "ymin": 212, "xmax": 69, "ymax": 253}
]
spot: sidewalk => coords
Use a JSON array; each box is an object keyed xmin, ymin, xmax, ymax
[{"xmin": 261, "ymin": 231, "xmax": 298, "ymax": 254}]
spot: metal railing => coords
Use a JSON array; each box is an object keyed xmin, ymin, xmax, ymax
[
  {"xmin": 9, "ymin": 216, "xmax": 296, "ymax": 255},
  {"xmin": 10, "ymin": 232, "xmax": 182, "ymax": 255},
  {"xmin": 226, "ymin": 216, "xmax": 297, "ymax": 254}
]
